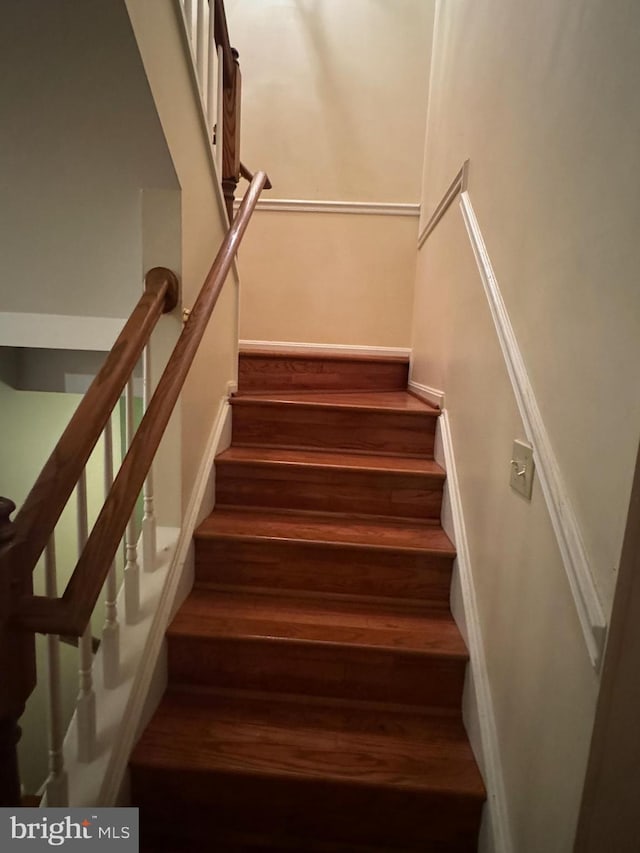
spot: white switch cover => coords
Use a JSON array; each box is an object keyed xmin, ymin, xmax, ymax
[{"xmin": 510, "ymin": 440, "xmax": 534, "ymax": 500}]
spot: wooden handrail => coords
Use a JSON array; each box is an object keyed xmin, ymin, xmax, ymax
[
  {"xmin": 14, "ymin": 171, "xmax": 271, "ymax": 637},
  {"xmin": 0, "ymin": 269, "xmax": 179, "ymax": 589},
  {"xmin": 240, "ymin": 161, "xmax": 272, "ymax": 190}
]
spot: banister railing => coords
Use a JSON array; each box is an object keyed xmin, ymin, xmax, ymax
[
  {"xmin": 0, "ymin": 170, "xmax": 270, "ymax": 806},
  {"xmin": 0, "ymin": 269, "xmax": 178, "ymax": 806},
  {"xmin": 1, "ymin": 270, "xmax": 179, "ymax": 617},
  {"xmin": 178, "ymin": 0, "xmax": 269, "ymax": 220},
  {"xmin": 15, "ymin": 171, "xmax": 270, "ymax": 638}
]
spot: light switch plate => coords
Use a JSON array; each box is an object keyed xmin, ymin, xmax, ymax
[{"xmin": 510, "ymin": 440, "xmax": 534, "ymax": 500}]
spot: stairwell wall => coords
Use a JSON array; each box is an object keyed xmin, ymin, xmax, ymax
[
  {"xmin": 225, "ymin": 0, "xmax": 435, "ymax": 348},
  {"xmin": 0, "ymin": 0, "xmax": 178, "ymax": 324},
  {"xmin": 125, "ymin": 0, "xmax": 240, "ymax": 513},
  {"xmin": 411, "ymin": 0, "xmax": 640, "ymax": 850}
]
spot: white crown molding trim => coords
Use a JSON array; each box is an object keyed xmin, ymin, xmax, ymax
[
  {"xmin": 417, "ymin": 159, "xmax": 469, "ymax": 249},
  {"xmin": 240, "ymin": 340, "xmax": 412, "ymax": 359},
  {"xmin": 437, "ymin": 411, "xmax": 514, "ymax": 853},
  {"xmin": 234, "ymin": 198, "xmax": 420, "ymax": 217},
  {"xmin": 55, "ymin": 395, "xmax": 233, "ymax": 807},
  {"xmin": 0, "ymin": 312, "xmax": 126, "ymax": 352},
  {"xmin": 408, "ymin": 379, "xmax": 445, "ymax": 409},
  {"xmin": 458, "ymin": 189, "xmax": 607, "ymax": 668}
]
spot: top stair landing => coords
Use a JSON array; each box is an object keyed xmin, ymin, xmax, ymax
[{"xmin": 237, "ymin": 348, "xmax": 410, "ymax": 394}]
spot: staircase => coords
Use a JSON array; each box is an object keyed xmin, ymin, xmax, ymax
[{"xmin": 130, "ymin": 349, "xmax": 485, "ymax": 852}]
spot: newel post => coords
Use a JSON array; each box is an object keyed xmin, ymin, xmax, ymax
[
  {"xmin": 0, "ymin": 497, "xmax": 33, "ymax": 806},
  {"xmin": 222, "ymin": 47, "xmax": 242, "ymax": 223}
]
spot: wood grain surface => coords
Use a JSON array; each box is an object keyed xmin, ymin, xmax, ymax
[{"xmin": 131, "ymin": 351, "xmax": 484, "ymax": 851}]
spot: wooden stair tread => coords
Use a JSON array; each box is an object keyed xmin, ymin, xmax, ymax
[
  {"xmin": 231, "ymin": 390, "xmax": 438, "ymax": 414},
  {"xmin": 134, "ymin": 347, "xmax": 484, "ymax": 851},
  {"xmin": 168, "ymin": 588, "xmax": 467, "ymax": 657},
  {"xmin": 216, "ymin": 446, "xmax": 444, "ymax": 476},
  {"xmin": 131, "ymin": 689, "xmax": 485, "ymax": 799},
  {"xmin": 238, "ymin": 351, "xmax": 409, "ymax": 394},
  {"xmin": 196, "ymin": 508, "xmax": 455, "ymax": 555}
]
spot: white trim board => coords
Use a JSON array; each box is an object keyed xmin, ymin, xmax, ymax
[
  {"xmin": 458, "ymin": 190, "xmax": 606, "ymax": 668},
  {"xmin": 408, "ymin": 379, "xmax": 445, "ymax": 409},
  {"xmin": 234, "ymin": 198, "xmax": 420, "ymax": 217},
  {"xmin": 436, "ymin": 412, "xmax": 514, "ymax": 853},
  {"xmin": 416, "ymin": 161, "xmax": 607, "ymax": 669},
  {"xmin": 417, "ymin": 159, "xmax": 469, "ymax": 248},
  {"xmin": 0, "ymin": 312, "xmax": 126, "ymax": 351},
  {"xmin": 240, "ymin": 340, "xmax": 412, "ymax": 359}
]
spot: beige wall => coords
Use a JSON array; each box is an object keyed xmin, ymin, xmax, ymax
[
  {"xmin": 417, "ymin": 0, "xmax": 640, "ymax": 611},
  {"xmin": 412, "ymin": 0, "xmax": 640, "ymax": 848},
  {"xmin": 237, "ymin": 211, "xmax": 417, "ymax": 346},
  {"xmin": 226, "ymin": 0, "xmax": 434, "ymax": 346},
  {"xmin": 416, "ymin": 213, "xmax": 600, "ymax": 851},
  {"xmin": 125, "ymin": 0, "xmax": 239, "ymax": 510},
  {"xmin": 227, "ymin": 0, "xmax": 432, "ymax": 202},
  {"xmin": 0, "ymin": 0, "xmax": 177, "ymax": 320}
]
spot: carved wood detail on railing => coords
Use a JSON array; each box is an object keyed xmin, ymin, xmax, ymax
[{"xmin": 222, "ymin": 47, "xmax": 242, "ymax": 221}]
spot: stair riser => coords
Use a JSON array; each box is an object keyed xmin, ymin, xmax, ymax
[
  {"xmin": 232, "ymin": 403, "xmax": 435, "ymax": 457},
  {"xmin": 238, "ymin": 355, "xmax": 409, "ymax": 394},
  {"xmin": 132, "ymin": 770, "xmax": 482, "ymax": 851},
  {"xmin": 168, "ymin": 635, "xmax": 466, "ymax": 709},
  {"xmin": 195, "ymin": 538, "xmax": 453, "ymax": 605},
  {"xmin": 215, "ymin": 463, "xmax": 444, "ymax": 520}
]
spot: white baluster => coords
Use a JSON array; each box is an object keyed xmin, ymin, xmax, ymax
[
  {"xmin": 44, "ymin": 536, "xmax": 69, "ymax": 806},
  {"xmin": 124, "ymin": 377, "xmax": 141, "ymax": 624},
  {"xmin": 76, "ymin": 470, "xmax": 96, "ymax": 763},
  {"xmin": 184, "ymin": 0, "xmax": 194, "ymax": 41},
  {"xmin": 216, "ymin": 44, "xmax": 225, "ymax": 174},
  {"xmin": 102, "ymin": 417, "xmax": 120, "ymax": 688},
  {"xmin": 207, "ymin": 0, "xmax": 217, "ymax": 132},
  {"xmin": 142, "ymin": 346, "xmax": 157, "ymax": 574},
  {"xmin": 196, "ymin": 0, "xmax": 207, "ymax": 94}
]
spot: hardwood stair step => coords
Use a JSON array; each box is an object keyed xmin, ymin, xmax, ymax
[
  {"xmin": 195, "ymin": 508, "xmax": 455, "ymax": 604},
  {"xmin": 167, "ymin": 588, "xmax": 467, "ymax": 707},
  {"xmin": 215, "ymin": 448, "xmax": 445, "ymax": 520},
  {"xmin": 131, "ymin": 689, "xmax": 485, "ymax": 851},
  {"xmin": 238, "ymin": 350, "xmax": 409, "ymax": 394},
  {"xmin": 231, "ymin": 391, "xmax": 437, "ymax": 457}
]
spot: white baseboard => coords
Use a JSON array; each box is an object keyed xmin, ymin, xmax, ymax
[
  {"xmin": 408, "ymin": 379, "xmax": 445, "ymax": 409},
  {"xmin": 57, "ymin": 393, "xmax": 233, "ymax": 807},
  {"xmin": 436, "ymin": 410, "xmax": 513, "ymax": 853},
  {"xmin": 239, "ymin": 340, "xmax": 411, "ymax": 359}
]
